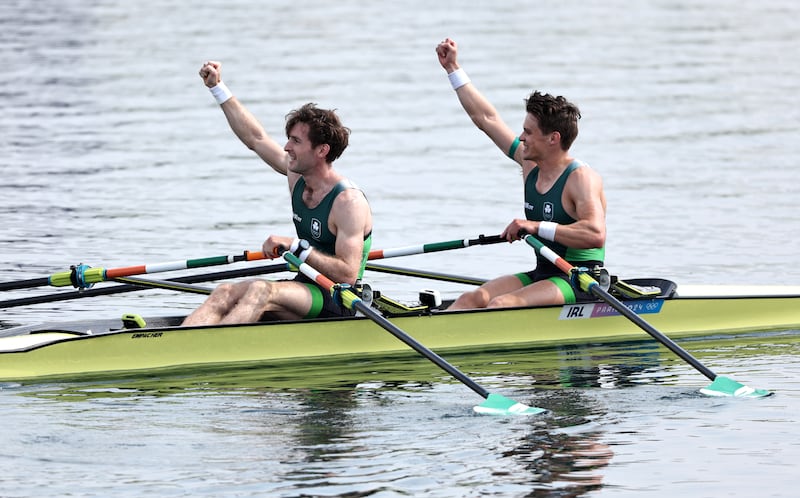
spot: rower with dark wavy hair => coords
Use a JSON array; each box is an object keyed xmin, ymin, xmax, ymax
[
  {"xmin": 183, "ymin": 61, "xmax": 373, "ymax": 326},
  {"xmin": 436, "ymin": 38, "xmax": 607, "ymax": 311}
]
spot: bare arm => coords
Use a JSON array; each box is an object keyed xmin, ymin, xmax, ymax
[
  {"xmin": 261, "ymin": 188, "xmax": 372, "ymax": 284},
  {"xmin": 321, "ymin": 189, "xmax": 373, "ymax": 284},
  {"xmin": 501, "ymin": 166, "xmax": 606, "ymax": 249},
  {"xmin": 436, "ymin": 38, "xmax": 524, "ymax": 167},
  {"xmin": 557, "ymin": 166, "xmax": 607, "ymax": 249},
  {"xmin": 199, "ymin": 61, "xmax": 294, "ymax": 180}
]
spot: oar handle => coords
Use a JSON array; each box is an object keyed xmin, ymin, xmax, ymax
[{"xmin": 468, "ymin": 234, "xmax": 506, "ymax": 245}]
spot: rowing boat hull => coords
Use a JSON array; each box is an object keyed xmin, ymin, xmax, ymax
[{"xmin": 2, "ymin": 290, "xmax": 799, "ymax": 381}]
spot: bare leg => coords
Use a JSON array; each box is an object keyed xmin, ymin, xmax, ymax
[
  {"xmin": 447, "ymin": 274, "xmax": 524, "ymax": 310},
  {"xmin": 487, "ymin": 279, "xmax": 564, "ymax": 308},
  {"xmin": 182, "ymin": 279, "xmax": 314, "ymax": 326},
  {"xmin": 448, "ymin": 287, "xmax": 492, "ymax": 310},
  {"xmin": 216, "ymin": 280, "xmax": 277, "ymax": 324},
  {"xmin": 182, "ymin": 281, "xmax": 251, "ymax": 326}
]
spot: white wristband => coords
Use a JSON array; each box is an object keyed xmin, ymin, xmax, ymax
[
  {"xmin": 298, "ymin": 246, "xmax": 313, "ymax": 263},
  {"xmin": 447, "ymin": 68, "xmax": 470, "ymax": 90},
  {"xmin": 290, "ymin": 238, "xmax": 312, "ymax": 262},
  {"xmin": 209, "ymin": 81, "xmax": 233, "ymax": 105},
  {"xmin": 538, "ymin": 221, "xmax": 558, "ymax": 242}
]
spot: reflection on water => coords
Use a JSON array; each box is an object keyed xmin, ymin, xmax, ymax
[
  {"xmin": 292, "ymin": 389, "xmax": 361, "ymax": 460},
  {"xmin": 6, "ymin": 332, "xmax": 798, "ymax": 496}
]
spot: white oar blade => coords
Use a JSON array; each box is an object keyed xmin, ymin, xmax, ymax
[
  {"xmin": 699, "ymin": 375, "xmax": 772, "ymax": 398},
  {"xmin": 473, "ymin": 393, "xmax": 547, "ymax": 416}
]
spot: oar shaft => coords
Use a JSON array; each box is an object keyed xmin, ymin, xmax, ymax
[
  {"xmin": 0, "ymin": 277, "xmax": 51, "ymax": 292},
  {"xmin": 105, "ymin": 251, "xmax": 271, "ymax": 278},
  {"xmin": 283, "ymin": 251, "xmax": 490, "ymax": 399},
  {"xmin": 112, "ymin": 276, "xmax": 213, "ymax": 295},
  {"xmin": 99, "ymin": 251, "xmax": 271, "ymax": 282},
  {"xmin": 0, "ymin": 262, "xmax": 289, "ymax": 309},
  {"xmin": 524, "ymin": 235, "xmax": 718, "ymax": 381},
  {"xmin": 589, "ymin": 285, "xmax": 717, "ymax": 380},
  {"xmin": 1, "ymin": 234, "xmax": 503, "ymax": 293},
  {"xmin": 353, "ymin": 300, "xmax": 490, "ymax": 398},
  {"xmin": 365, "ymin": 263, "xmax": 487, "ymax": 286},
  {"xmin": 0, "ymin": 250, "xmax": 271, "ymax": 292},
  {"xmin": 368, "ymin": 234, "xmax": 504, "ymax": 260}
]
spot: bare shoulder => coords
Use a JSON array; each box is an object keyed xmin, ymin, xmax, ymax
[
  {"xmin": 564, "ymin": 163, "xmax": 607, "ymax": 220},
  {"xmin": 330, "ymin": 183, "xmax": 372, "ymax": 233},
  {"xmin": 568, "ymin": 163, "xmax": 604, "ymax": 189},
  {"xmin": 574, "ymin": 162, "xmax": 602, "ymax": 178},
  {"xmin": 564, "ymin": 162, "xmax": 606, "ymax": 212},
  {"xmin": 333, "ymin": 184, "xmax": 370, "ymax": 209}
]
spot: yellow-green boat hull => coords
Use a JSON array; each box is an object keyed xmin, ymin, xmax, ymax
[{"xmin": 1, "ymin": 293, "xmax": 799, "ymax": 381}]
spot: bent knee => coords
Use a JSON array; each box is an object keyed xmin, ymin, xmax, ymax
[
  {"xmin": 244, "ymin": 279, "xmax": 270, "ymax": 293},
  {"xmin": 460, "ymin": 289, "xmax": 492, "ymax": 309},
  {"xmin": 238, "ymin": 279, "xmax": 274, "ymax": 305},
  {"xmin": 487, "ymin": 294, "xmax": 523, "ymax": 309},
  {"xmin": 207, "ymin": 280, "xmax": 271, "ymax": 305},
  {"xmin": 207, "ymin": 282, "xmax": 235, "ymax": 302}
]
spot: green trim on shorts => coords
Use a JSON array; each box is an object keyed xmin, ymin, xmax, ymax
[
  {"xmin": 514, "ymin": 272, "xmax": 534, "ymax": 286},
  {"xmin": 303, "ymin": 283, "xmax": 324, "ymax": 319},
  {"xmin": 549, "ymin": 277, "xmax": 576, "ymax": 304},
  {"xmin": 514, "ymin": 273, "xmax": 576, "ymax": 304}
]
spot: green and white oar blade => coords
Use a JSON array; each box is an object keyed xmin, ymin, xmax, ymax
[
  {"xmin": 699, "ymin": 375, "xmax": 772, "ymax": 398},
  {"xmin": 473, "ymin": 393, "xmax": 546, "ymax": 416}
]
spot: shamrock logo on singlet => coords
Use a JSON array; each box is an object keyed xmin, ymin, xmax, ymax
[
  {"xmin": 310, "ymin": 218, "xmax": 322, "ymax": 240},
  {"xmin": 543, "ymin": 202, "xmax": 554, "ymax": 221}
]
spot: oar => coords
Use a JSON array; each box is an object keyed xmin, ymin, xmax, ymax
[
  {"xmin": 111, "ymin": 276, "xmax": 213, "ymax": 295},
  {"xmin": 0, "ymin": 250, "xmax": 272, "ymax": 292},
  {"xmin": 281, "ymin": 250, "xmax": 545, "ymax": 416},
  {"xmin": 0, "ymin": 234, "xmax": 505, "ymax": 293},
  {"xmin": 524, "ymin": 235, "xmax": 771, "ymax": 398},
  {"xmin": 368, "ymin": 234, "xmax": 505, "ymax": 259},
  {"xmin": 0, "ymin": 262, "xmax": 289, "ymax": 309},
  {"xmin": 365, "ymin": 263, "xmax": 487, "ymax": 286}
]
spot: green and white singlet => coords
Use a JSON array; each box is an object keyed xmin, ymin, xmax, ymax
[
  {"xmin": 520, "ymin": 160, "xmax": 605, "ymax": 302},
  {"xmin": 290, "ymin": 178, "xmax": 372, "ymax": 317}
]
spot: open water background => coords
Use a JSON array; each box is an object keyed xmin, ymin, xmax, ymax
[{"xmin": 1, "ymin": 0, "xmax": 799, "ymax": 496}]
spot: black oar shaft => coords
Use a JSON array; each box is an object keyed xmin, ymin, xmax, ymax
[
  {"xmin": 365, "ymin": 263, "xmax": 487, "ymax": 286},
  {"xmin": 591, "ymin": 286, "xmax": 717, "ymax": 380},
  {"xmin": 281, "ymin": 250, "xmax": 493, "ymax": 400},
  {"xmin": 524, "ymin": 235, "xmax": 720, "ymax": 381},
  {"xmin": 0, "ymin": 277, "xmax": 51, "ymax": 292},
  {"xmin": 354, "ymin": 300, "xmax": 490, "ymax": 399},
  {"xmin": 112, "ymin": 276, "xmax": 213, "ymax": 295}
]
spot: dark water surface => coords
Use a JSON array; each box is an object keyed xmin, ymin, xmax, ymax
[{"xmin": 2, "ymin": 0, "xmax": 800, "ymax": 496}]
